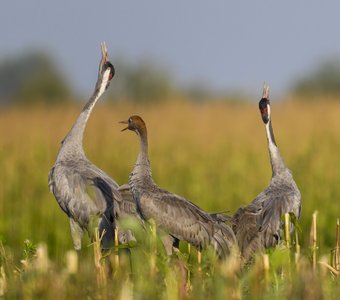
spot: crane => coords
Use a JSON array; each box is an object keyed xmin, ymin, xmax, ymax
[
  {"xmin": 48, "ymin": 43, "xmax": 137, "ymax": 250},
  {"xmin": 120, "ymin": 115, "xmax": 236, "ymax": 258},
  {"xmin": 233, "ymin": 83, "xmax": 301, "ymax": 262}
]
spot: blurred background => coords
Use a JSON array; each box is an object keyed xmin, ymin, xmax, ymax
[
  {"xmin": 2, "ymin": 1, "xmax": 340, "ymax": 104},
  {"xmin": 1, "ymin": 1, "xmax": 340, "ymax": 259}
]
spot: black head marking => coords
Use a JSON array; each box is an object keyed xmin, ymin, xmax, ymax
[
  {"xmin": 259, "ymin": 98, "xmax": 270, "ymax": 124},
  {"xmin": 104, "ymin": 62, "xmax": 115, "ymax": 80}
]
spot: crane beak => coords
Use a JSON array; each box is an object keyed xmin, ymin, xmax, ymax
[
  {"xmin": 262, "ymin": 81, "xmax": 270, "ymax": 99},
  {"xmin": 100, "ymin": 42, "xmax": 110, "ymax": 68},
  {"xmin": 119, "ymin": 120, "xmax": 129, "ymax": 131}
]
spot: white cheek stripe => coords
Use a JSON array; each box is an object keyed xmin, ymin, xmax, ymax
[
  {"xmin": 98, "ymin": 69, "xmax": 111, "ymax": 97},
  {"xmin": 83, "ymin": 69, "xmax": 111, "ymax": 124},
  {"xmin": 267, "ymin": 104, "xmax": 271, "ymax": 119}
]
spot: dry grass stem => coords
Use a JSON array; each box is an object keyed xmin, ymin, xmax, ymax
[
  {"xmin": 335, "ymin": 218, "xmax": 339, "ymax": 270},
  {"xmin": 197, "ymin": 251, "xmax": 202, "ymax": 272},
  {"xmin": 149, "ymin": 220, "xmax": 157, "ymax": 277},
  {"xmin": 65, "ymin": 250, "xmax": 78, "ymax": 274},
  {"xmin": 0, "ymin": 266, "xmax": 7, "ymax": 296},
  {"xmin": 93, "ymin": 228, "xmax": 107, "ymax": 288},
  {"xmin": 263, "ymin": 254, "xmax": 270, "ymax": 288},
  {"xmin": 35, "ymin": 243, "xmax": 49, "ymax": 273},
  {"xmin": 284, "ymin": 213, "xmax": 290, "ymax": 248},
  {"xmin": 114, "ymin": 227, "xmax": 119, "ymax": 268},
  {"xmin": 310, "ymin": 211, "xmax": 318, "ymax": 272}
]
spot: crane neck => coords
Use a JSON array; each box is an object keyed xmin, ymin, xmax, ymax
[
  {"xmin": 129, "ymin": 126, "xmax": 153, "ymax": 187},
  {"xmin": 68, "ymin": 92, "xmax": 100, "ymax": 145},
  {"xmin": 265, "ymin": 119, "xmax": 287, "ymax": 177},
  {"xmin": 57, "ymin": 72, "xmax": 109, "ymax": 162},
  {"xmin": 136, "ymin": 127, "xmax": 151, "ymax": 170},
  {"xmin": 128, "ymin": 126, "xmax": 153, "ymax": 219}
]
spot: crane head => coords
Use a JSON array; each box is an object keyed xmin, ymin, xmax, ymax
[
  {"xmin": 98, "ymin": 42, "xmax": 115, "ymax": 91},
  {"xmin": 119, "ymin": 115, "xmax": 147, "ymax": 134},
  {"xmin": 259, "ymin": 82, "xmax": 270, "ymax": 124}
]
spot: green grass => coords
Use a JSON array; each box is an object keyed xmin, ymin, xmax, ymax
[{"xmin": 1, "ymin": 99, "xmax": 340, "ymax": 298}]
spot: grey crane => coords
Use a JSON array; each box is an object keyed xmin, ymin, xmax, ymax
[
  {"xmin": 48, "ymin": 43, "xmax": 137, "ymax": 250},
  {"xmin": 233, "ymin": 83, "xmax": 301, "ymax": 262},
  {"xmin": 120, "ymin": 115, "xmax": 236, "ymax": 258}
]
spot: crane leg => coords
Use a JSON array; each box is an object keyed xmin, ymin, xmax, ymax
[{"xmin": 70, "ymin": 218, "xmax": 84, "ymax": 251}]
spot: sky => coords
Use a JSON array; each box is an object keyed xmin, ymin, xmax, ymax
[{"xmin": 1, "ymin": 1, "xmax": 340, "ymax": 99}]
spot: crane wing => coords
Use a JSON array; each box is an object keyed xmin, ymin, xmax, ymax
[
  {"xmin": 49, "ymin": 163, "xmax": 117, "ymax": 249},
  {"xmin": 139, "ymin": 188, "xmax": 214, "ymax": 248},
  {"xmin": 258, "ymin": 188, "xmax": 301, "ymax": 248},
  {"xmin": 233, "ymin": 203, "xmax": 263, "ymax": 261},
  {"xmin": 83, "ymin": 163, "xmax": 121, "ymax": 201},
  {"xmin": 118, "ymin": 184, "xmax": 138, "ymax": 217}
]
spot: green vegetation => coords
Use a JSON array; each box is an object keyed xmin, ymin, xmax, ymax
[
  {"xmin": 293, "ymin": 58, "xmax": 340, "ymax": 98},
  {"xmin": 0, "ymin": 52, "xmax": 71, "ymax": 104},
  {"xmin": 110, "ymin": 59, "xmax": 175, "ymax": 103},
  {"xmin": 1, "ymin": 100, "xmax": 340, "ymax": 298}
]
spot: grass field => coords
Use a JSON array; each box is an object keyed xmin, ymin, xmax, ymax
[{"xmin": 1, "ymin": 99, "xmax": 340, "ymax": 298}]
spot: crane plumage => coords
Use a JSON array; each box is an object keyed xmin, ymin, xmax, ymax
[
  {"xmin": 233, "ymin": 83, "xmax": 301, "ymax": 262},
  {"xmin": 121, "ymin": 115, "xmax": 236, "ymax": 258},
  {"xmin": 48, "ymin": 43, "xmax": 137, "ymax": 250}
]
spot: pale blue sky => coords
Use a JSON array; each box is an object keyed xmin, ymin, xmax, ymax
[{"xmin": 1, "ymin": 1, "xmax": 340, "ymax": 98}]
